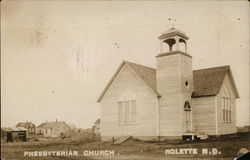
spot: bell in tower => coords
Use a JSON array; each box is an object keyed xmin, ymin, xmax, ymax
[{"xmin": 158, "ymin": 27, "xmax": 189, "ymax": 54}]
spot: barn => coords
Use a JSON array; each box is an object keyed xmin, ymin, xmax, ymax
[{"xmin": 97, "ymin": 28, "xmax": 239, "ymax": 142}]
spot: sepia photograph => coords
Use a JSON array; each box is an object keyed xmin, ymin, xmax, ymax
[{"xmin": 1, "ymin": 0, "xmax": 250, "ymax": 160}]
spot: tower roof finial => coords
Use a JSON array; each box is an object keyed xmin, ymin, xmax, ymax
[{"xmin": 168, "ymin": 18, "xmax": 177, "ymax": 28}]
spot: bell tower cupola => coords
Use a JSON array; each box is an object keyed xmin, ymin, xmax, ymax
[
  {"xmin": 159, "ymin": 27, "xmax": 189, "ymax": 54},
  {"xmin": 156, "ymin": 27, "xmax": 194, "ymax": 139}
]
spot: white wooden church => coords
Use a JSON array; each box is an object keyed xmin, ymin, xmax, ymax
[{"xmin": 97, "ymin": 28, "xmax": 239, "ymax": 142}]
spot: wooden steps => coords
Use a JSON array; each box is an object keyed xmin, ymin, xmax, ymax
[
  {"xmin": 197, "ymin": 134, "xmax": 209, "ymax": 140},
  {"xmin": 113, "ymin": 136, "xmax": 131, "ymax": 145},
  {"xmin": 183, "ymin": 132, "xmax": 209, "ymax": 140},
  {"xmin": 196, "ymin": 132, "xmax": 209, "ymax": 140}
]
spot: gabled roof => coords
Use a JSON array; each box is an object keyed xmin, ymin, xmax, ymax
[
  {"xmin": 97, "ymin": 61, "xmax": 160, "ymax": 102},
  {"xmin": 16, "ymin": 122, "xmax": 35, "ymax": 128},
  {"xmin": 97, "ymin": 61, "xmax": 239, "ymax": 102},
  {"xmin": 125, "ymin": 61, "xmax": 159, "ymax": 95},
  {"xmin": 37, "ymin": 121, "xmax": 69, "ymax": 129},
  {"xmin": 192, "ymin": 66, "xmax": 239, "ymax": 98}
]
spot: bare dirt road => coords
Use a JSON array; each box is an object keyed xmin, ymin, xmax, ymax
[{"xmin": 1, "ymin": 132, "xmax": 248, "ymax": 160}]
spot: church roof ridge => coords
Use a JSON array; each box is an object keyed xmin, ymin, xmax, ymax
[
  {"xmin": 97, "ymin": 61, "xmax": 239, "ymax": 102},
  {"xmin": 193, "ymin": 65, "xmax": 230, "ymax": 72}
]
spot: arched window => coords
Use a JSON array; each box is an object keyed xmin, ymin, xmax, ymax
[
  {"xmin": 184, "ymin": 101, "xmax": 191, "ymax": 132},
  {"xmin": 179, "ymin": 38, "xmax": 187, "ymax": 52},
  {"xmin": 221, "ymin": 86, "xmax": 231, "ymax": 122},
  {"xmin": 161, "ymin": 37, "xmax": 187, "ymax": 53},
  {"xmin": 184, "ymin": 101, "xmax": 191, "ymax": 111},
  {"xmin": 163, "ymin": 38, "xmax": 176, "ymax": 52},
  {"xmin": 161, "ymin": 42, "xmax": 170, "ymax": 52}
]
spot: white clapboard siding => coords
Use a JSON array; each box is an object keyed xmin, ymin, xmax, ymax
[
  {"xmin": 216, "ymin": 73, "xmax": 237, "ymax": 135},
  {"xmin": 157, "ymin": 55, "xmax": 182, "ymax": 136},
  {"xmin": 193, "ymin": 96, "xmax": 216, "ymax": 135},
  {"xmin": 157, "ymin": 54, "xmax": 193, "ymax": 137},
  {"xmin": 180, "ymin": 55, "xmax": 194, "ymax": 134},
  {"xmin": 101, "ymin": 64, "xmax": 158, "ymax": 137}
]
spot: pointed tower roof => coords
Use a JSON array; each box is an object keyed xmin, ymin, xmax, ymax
[{"xmin": 159, "ymin": 27, "xmax": 189, "ymax": 40}]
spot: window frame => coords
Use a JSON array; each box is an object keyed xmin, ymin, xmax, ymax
[
  {"xmin": 221, "ymin": 96, "xmax": 232, "ymax": 123},
  {"xmin": 117, "ymin": 100, "xmax": 137, "ymax": 126}
]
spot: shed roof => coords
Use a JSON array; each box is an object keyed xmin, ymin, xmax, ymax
[
  {"xmin": 97, "ymin": 61, "xmax": 239, "ymax": 102},
  {"xmin": 2, "ymin": 127, "xmax": 27, "ymax": 132},
  {"xmin": 37, "ymin": 121, "xmax": 69, "ymax": 129}
]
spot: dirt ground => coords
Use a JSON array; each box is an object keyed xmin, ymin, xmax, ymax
[{"xmin": 1, "ymin": 132, "xmax": 249, "ymax": 160}]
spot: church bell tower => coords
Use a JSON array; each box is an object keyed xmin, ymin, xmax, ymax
[{"xmin": 156, "ymin": 28, "xmax": 193, "ymax": 139}]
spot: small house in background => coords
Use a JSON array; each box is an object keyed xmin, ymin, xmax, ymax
[
  {"xmin": 36, "ymin": 120, "xmax": 70, "ymax": 138},
  {"xmin": 93, "ymin": 119, "xmax": 101, "ymax": 136},
  {"xmin": 16, "ymin": 122, "xmax": 36, "ymax": 134},
  {"xmin": 84, "ymin": 128, "xmax": 93, "ymax": 134},
  {"xmin": 1, "ymin": 127, "xmax": 27, "ymax": 143}
]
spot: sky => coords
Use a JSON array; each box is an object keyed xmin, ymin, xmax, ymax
[{"xmin": 1, "ymin": 0, "xmax": 249, "ymax": 128}]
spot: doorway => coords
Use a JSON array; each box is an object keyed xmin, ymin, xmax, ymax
[
  {"xmin": 7, "ymin": 132, "xmax": 12, "ymax": 142},
  {"xmin": 184, "ymin": 101, "xmax": 191, "ymax": 132}
]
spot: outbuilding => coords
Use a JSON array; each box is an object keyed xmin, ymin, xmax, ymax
[{"xmin": 1, "ymin": 127, "xmax": 27, "ymax": 142}]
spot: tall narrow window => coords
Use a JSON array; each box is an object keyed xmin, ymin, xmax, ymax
[
  {"xmin": 221, "ymin": 86, "xmax": 231, "ymax": 123},
  {"xmin": 118, "ymin": 102, "xmax": 124, "ymax": 125},
  {"xmin": 184, "ymin": 101, "xmax": 191, "ymax": 132},
  {"xmin": 117, "ymin": 100, "xmax": 137, "ymax": 125},
  {"xmin": 228, "ymin": 99, "xmax": 231, "ymax": 122},
  {"xmin": 225, "ymin": 99, "xmax": 228, "ymax": 122},
  {"xmin": 131, "ymin": 100, "xmax": 137, "ymax": 124},
  {"xmin": 222, "ymin": 98, "xmax": 225, "ymax": 122},
  {"xmin": 124, "ymin": 101, "xmax": 130, "ymax": 124}
]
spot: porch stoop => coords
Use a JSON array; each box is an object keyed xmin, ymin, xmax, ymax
[{"xmin": 182, "ymin": 132, "xmax": 209, "ymax": 140}]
